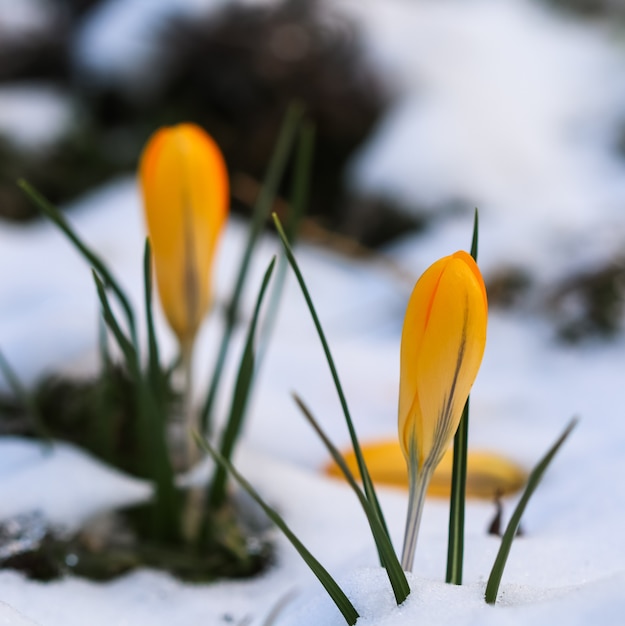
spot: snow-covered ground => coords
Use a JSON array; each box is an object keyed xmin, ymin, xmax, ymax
[{"xmin": 2, "ymin": 0, "xmax": 625, "ymax": 624}]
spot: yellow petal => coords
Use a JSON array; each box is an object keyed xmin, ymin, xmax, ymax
[
  {"xmin": 139, "ymin": 123, "xmax": 229, "ymax": 350},
  {"xmin": 399, "ymin": 251, "xmax": 487, "ymax": 472},
  {"xmin": 324, "ymin": 440, "xmax": 526, "ymax": 499}
]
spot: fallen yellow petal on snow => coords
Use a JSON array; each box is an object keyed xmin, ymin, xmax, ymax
[{"xmin": 324, "ymin": 440, "xmax": 527, "ymax": 500}]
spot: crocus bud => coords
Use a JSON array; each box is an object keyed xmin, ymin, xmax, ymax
[
  {"xmin": 139, "ymin": 123, "xmax": 229, "ymax": 354},
  {"xmin": 399, "ymin": 250, "xmax": 487, "ymax": 571}
]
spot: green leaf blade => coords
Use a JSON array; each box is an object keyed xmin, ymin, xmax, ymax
[
  {"xmin": 92, "ymin": 271, "xmax": 138, "ymax": 371},
  {"xmin": 257, "ymin": 120, "xmax": 315, "ymax": 365},
  {"xmin": 196, "ymin": 434, "xmax": 360, "ymax": 626},
  {"xmin": 208, "ymin": 257, "xmax": 277, "ymax": 508},
  {"xmin": 19, "ymin": 179, "xmax": 138, "ymax": 348},
  {"xmin": 485, "ymin": 418, "xmax": 578, "ymax": 604},
  {"xmin": 143, "ymin": 239, "xmax": 165, "ymax": 410},
  {"xmin": 446, "ymin": 210, "xmax": 479, "ymax": 585},
  {"xmin": 293, "ymin": 394, "xmax": 410, "ymax": 605},
  {"xmin": 446, "ymin": 399, "xmax": 469, "ymax": 584},
  {"xmin": 272, "ymin": 213, "xmax": 391, "ymax": 548},
  {"xmin": 93, "ymin": 270, "xmax": 180, "ymax": 540},
  {"xmin": 200, "ymin": 104, "xmax": 304, "ymax": 434}
]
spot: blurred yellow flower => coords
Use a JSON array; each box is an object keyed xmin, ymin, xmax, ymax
[
  {"xmin": 399, "ymin": 250, "xmax": 487, "ymax": 570},
  {"xmin": 139, "ymin": 123, "xmax": 229, "ymax": 354}
]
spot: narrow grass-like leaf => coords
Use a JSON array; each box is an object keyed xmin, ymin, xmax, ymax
[
  {"xmin": 485, "ymin": 418, "xmax": 578, "ymax": 604},
  {"xmin": 0, "ymin": 349, "xmax": 52, "ymax": 444},
  {"xmin": 92, "ymin": 272, "xmax": 137, "ymax": 369},
  {"xmin": 94, "ymin": 316, "xmax": 117, "ymax": 463},
  {"xmin": 92, "ymin": 271, "xmax": 148, "ymax": 469},
  {"xmin": 273, "ymin": 214, "xmax": 390, "ymax": 550},
  {"xmin": 143, "ymin": 239, "xmax": 165, "ymax": 410},
  {"xmin": 446, "ymin": 209, "xmax": 479, "ymax": 585},
  {"xmin": 135, "ymin": 379, "xmax": 181, "ymax": 542},
  {"xmin": 97, "ymin": 313, "xmax": 113, "ymax": 371},
  {"xmin": 286, "ymin": 120, "xmax": 314, "ymax": 244},
  {"xmin": 18, "ymin": 179, "xmax": 137, "ymax": 347},
  {"xmin": 208, "ymin": 257, "xmax": 277, "ymax": 508},
  {"xmin": 195, "ymin": 433, "xmax": 359, "ymax": 626},
  {"xmin": 446, "ymin": 399, "xmax": 469, "ymax": 584},
  {"xmin": 93, "ymin": 271, "xmax": 180, "ymax": 540},
  {"xmin": 200, "ymin": 104, "xmax": 304, "ymax": 434},
  {"xmin": 258, "ymin": 120, "xmax": 314, "ymax": 365},
  {"xmin": 470, "ymin": 209, "xmax": 479, "ymax": 260},
  {"xmin": 293, "ymin": 393, "xmax": 410, "ymax": 605}
]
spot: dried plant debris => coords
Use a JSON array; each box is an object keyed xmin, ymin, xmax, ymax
[
  {"xmin": 484, "ymin": 259, "xmax": 625, "ymax": 342},
  {"xmin": 59, "ymin": 0, "xmax": 108, "ymax": 19},
  {"xmin": 149, "ymin": 0, "xmax": 390, "ymax": 236},
  {"xmin": 0, "ymin": 512, "xmax": 61, "ymax": 582},
  {"xmin": 0, "ymin": 131, "xmax": 127, "ymax": 221},
  {"xmin": 0, "ymin": 501, "xmax": 273, "ymax": 582},
  {"xmin": 542, "ymin": 0, "xmax": 625, "ymax": 18},
  {"xmin": 486, "ymin": 492, "xmax": 524, "ymax": 538},
  {"xmin": 0, "ymin": 366, "xmax": 178, "ymax": 477},
  {"xmin": 70, "ymin": 0, "xmax": 394, "ymax": 243},
  {"xmin": 0, "ymin": 0, "xmax": 108, "ymax": 82},
  {"xmin": 1, "ymin": 0, "xmax": 410, "ymax": 246},
  {"xmin": 0, "ymin": 10, "xmax": 69, "ymax": 82},
  {"xmin": 548, "ymin": 258, "xmax": 625, "ymax": 342},
  {"xmin": 485, "ymin": 266, "xmax": 534, "ymax": 310},
  {"xmin": 338, "ymin": 195, "xmax": 426, "ymax": 248}
]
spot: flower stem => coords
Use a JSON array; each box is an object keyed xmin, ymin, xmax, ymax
[
  {"xmin": 180, "ymin": 342, "xmax": 197, "ymax": 469},
  {"xmin": 179, "ymin": 340, "xmax": 206, "ymax": 542},
  {"xmin": 401, "ymin": 466, "xmax": 431, "ymax": 571}
]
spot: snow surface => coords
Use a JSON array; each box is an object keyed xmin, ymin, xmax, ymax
[
  {"xmin": 0, "ymin": 85, "xmax": 74, "ymax": 153},
  {"xmin": 344, "ymin": 0, "xmax": 625, "ymax": 281},
  {"xmin": 0, "ymin": 0, "xmax": 55, "ymax": 38},
  {"xmin": 2, "ymin": 0, "xmax": 625, "ymax": 624},
  {"xmin": 73, "ymin": 0, "xmax": 247, "ymax": 99}
]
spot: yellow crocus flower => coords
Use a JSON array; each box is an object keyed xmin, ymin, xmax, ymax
[
  {"xmin": 399, "ymin": 250, "xmax": 487, "ymax": 571},
  {"xmin": 139, "ymin": 123, "xmax": 229, "ymax": 355}
]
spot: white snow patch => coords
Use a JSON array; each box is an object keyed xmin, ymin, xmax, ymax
[
  {"xmin": 0, "ymin": 0, "xmax": 55, "ymax": 38},
  {"xmin": 73, "ymin": 0, "xmax": 260, "ymax": 98},
  {"xmin": 343, "ymin": 0, "xmax": 625, "ymax": 277},
  {"xmin": 275, "ymin": 568, "xmax": 625, "ymax": 626},
  {"xmin": 0, "ymin": 84, "xmax": 74, "ymax": 152},
  {"xmin": 0, "ymin": 438, "xmax": 151, "ymax": 531}
]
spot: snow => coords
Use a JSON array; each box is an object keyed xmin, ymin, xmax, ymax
[
  {"xmin": 0, "ymin": 0, "xmax": 55, "ymax": 38},
  {"xmin": 0, "ymin": 439, "xmax": 151, "ymax": 531},
  {"xmin": 2, "ymin": 0, "xmax": 625, "ymax": 624},
  {"xmin": 73, "ymin": 0, "xmax": 247, "ymax": 98},
  {"xmin": 0, "ymin": 85, "xmax": 74, "ymax": 153},
  {"xmin": 347, "ymin": 0, "xmax": 625, "ymax": 212},
  {"xmin": 278, "ymin": 568, "xmax": 625, "ymax": 626},
  {"xmin": 344, "ymin": 0, "xmax": 625, "ymax": 280}
]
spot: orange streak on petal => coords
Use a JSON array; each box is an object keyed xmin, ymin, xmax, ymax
[{"xmin": 398, "ymin": 256, "xmax": 448, "ymax": 463}]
